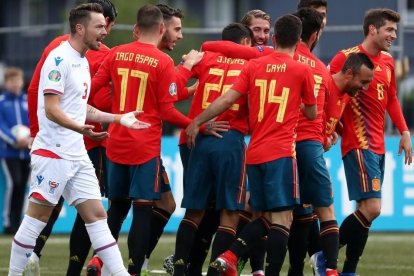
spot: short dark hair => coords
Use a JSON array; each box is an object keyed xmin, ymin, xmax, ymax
[
  {"xmin": 297, "ymin": 0, "xmax": 328, "ymax": 10},
  {"xmin": 156, "ymin": 3, "xmax": 184, "ymax": 21},
  {"xmin": 136, "ymin": 4, "xmax": 163, "ymax": 32},
  {"xmin": 294, "ymin": 8, "xmax": 323, "ymax": 43},
  {"xmin": 241, "ymin": 9, "xmax": 272, "ymax": 27},
  {"xmin": 363, "ymin": 8, "xmax": 400, "ymax": 36},
  {"xmin": 69, "ymin": 3, "xmax": 104, "ymax": 35},
  {"xmin": 222, "ymin": 23, "xmax": 253, "ymax": 44},
  {"xmin": 341, "ymin": 53, "xmax": 374, "ymax": 74},
  {"xmin": 274, "ymin": 14, "xmax": 302, "ymax": 48},
  {"xmin": 88, "ymin": 0, "xmax": 117, "ymax": 22}
]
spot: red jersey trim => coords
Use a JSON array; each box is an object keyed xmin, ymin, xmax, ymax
[{"xmin": 32, "ymin": 149, "xmax": 62, "ymax": 159}]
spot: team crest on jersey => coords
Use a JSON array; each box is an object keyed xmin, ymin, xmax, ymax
[
  {"xmin": 372, "ymin": 178, "xmax": 381, "ymax": 192},
  {"xmin": 48, "ymin": 70, "xmax": 61, "ymax": 82},
  {"xmin": 54, "ymin": 57, "xmax": 63, "ymax": 66},
  {"xmin": 169, "ymin": 83, "xmax": 177, "ymax": 96},
  {"xmin": 256, "ymin": 45, "xmax": 264, "ymax": 52},
  {"xmin": 48, "ymin": 180, "xmax": 59, "ymax": 194}
]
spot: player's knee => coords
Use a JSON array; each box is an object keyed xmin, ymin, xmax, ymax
[{"xmin": 360, "ymin": 201, "xmax": 381, "ymax": 220}]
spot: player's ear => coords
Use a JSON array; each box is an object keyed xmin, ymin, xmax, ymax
[{"xmin": 159, "ymin": 22, "xmax": 166, "ymax": 36}]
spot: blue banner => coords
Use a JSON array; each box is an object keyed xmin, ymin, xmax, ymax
[{"xmin": 0, "ymin": 136, "xmax": 413, "ymax": 233}]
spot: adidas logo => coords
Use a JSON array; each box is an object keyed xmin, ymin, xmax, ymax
[
  {"xmin": 70, "ymin": 255, "xmax": 80, "ymax": 262},
  {"xmin": 375, "ymin": 65, "xmax": 382, "ymax": 71},
  {"xmin": 128, "ymin": 258, "xmax": 134, "ymax": 266},
  {"xmin": 39, "ymin": 235, "xmax": 48, "ymax": 242},
  {"xmin": 26, "ymin": 253, "xmax": 31, "ymax": 258},
  {"xmin": 174, "ymin": 259, "xmax": 185, "ymax": 265}
]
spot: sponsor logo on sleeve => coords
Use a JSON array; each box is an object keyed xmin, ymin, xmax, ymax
[
  {"xmin": 48, "ymin": 70, "xmax": 61, "ymax": 82},
  {"xmin": 55, "ymin": 57, "xmax": 63, "ymax": 66}
]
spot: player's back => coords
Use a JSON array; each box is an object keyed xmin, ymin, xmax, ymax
[
  {"xmin": 294, "ymin": 43, "xmax": 329, "ymax": 143},
  {"xmin": 233, "ymin": 52, "xmax": 315, "ymax": 164},
  {"xmin": 95, "ymin": 41, "xmax": 177, "ymax": 165}
]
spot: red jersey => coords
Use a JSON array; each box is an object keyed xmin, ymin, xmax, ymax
[
  {"xmin": 294, "ymin": 43, "xmax": 329, "ymax": 143},
  {"xmin": 178, "ymin": 51, "xmax": 249, "ymax": 145},
  {"xmin": 231, "ymin": 52, "xmax": 316, "ymax": 164},
  {"xmin": 92, "ymin": 41, "xmax": 177, "ymax": 165},
  {"xmin": 27, "ymin": 34, "xmax": 110, "ymax": 150},
  {"xmin": 324, "ymin": 75, "xmax": 350, "ymax": 137},
  {"xmin": 201, "ymin": 40, "xmax": 273, "ymax": 59},
  {"xmin": 329, "ymin": 45, "xmax": 408, "ymax": 156}
]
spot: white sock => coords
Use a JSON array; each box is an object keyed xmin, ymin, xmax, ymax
[
  {"xmin": 85, "ymin": 219, "xmax": 128, "ymax": 275},
  {"xmin": 8, "ymin": 215, "xmax": 46, "ymax": 275}
]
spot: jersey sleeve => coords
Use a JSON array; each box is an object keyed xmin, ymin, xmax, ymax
[
  {"xmin": 158, "ymin": 58, "xmax": 179, "ymax": 104},
  {"xmin": 328, "ymin": 51, "xmax": 346, "ymax": 74},
  {"xmin": 201, "ymin": 41, "xmax": 273, "ymax": 59},
  {"xmin": 41, "ymin": 55, "xmax": 68, "ymax": 95},
  {"xmin": 386, "ymin": 62, "xmax": 409, "ymax": 134},
  {"xmin": 175, "ymin": 64, "xmax": 194, "ymax": 101},
  {"xmin": 302, "ymin": 66, "xmax": 317, "ymax": 105}
]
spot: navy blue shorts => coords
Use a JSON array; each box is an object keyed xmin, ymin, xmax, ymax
[
  {"xmin": 107, "ymin": 157, "xmax": 161, "ymax": 200},
  {"xmin": 296, "ymin": 141, "xmax": 333, "ymax": 207},
  {"xmin": 247, "ymin": 157, "xmax": 299, "ymax": 212},
  {"xmin": 160, "ymin": 159, "xmax": 171, "ymax": 193},
  {"xmin": 182, "ymin": 130, "xmax": 246, "ymax": 211},
  {"xmin": 343, "ymin": 149, "xmax": 385, "ymax": 201}
]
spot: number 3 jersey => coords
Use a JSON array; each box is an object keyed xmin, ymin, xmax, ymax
[
  {"xmin": 231, "ymin": 52, "xmax": 316, "ymax": 164},
  {"xmin": 92, "ymin": 41, "xmax": 177, "ymax": 165},
  {"xmin": 33, "ymin": 41, "xmax": 90, "ymax": 160},
  {"xmin": 329, "ymin": 44, "xmax": 408, "ymax": 156}
]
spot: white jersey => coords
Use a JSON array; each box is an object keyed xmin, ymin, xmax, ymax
[{"xmin": 33, "ymin": 41, "xmax": 90, "ymax": 160}]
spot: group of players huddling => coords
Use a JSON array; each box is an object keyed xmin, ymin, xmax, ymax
[{"xmin": 7, "ymin": 0, "xmax": 413, "ymax": 276}]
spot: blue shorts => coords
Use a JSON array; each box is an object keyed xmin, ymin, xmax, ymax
[
  {"xmin": 88, "ymin": 146, "xmax": 107, "ymax": 197},
  {"xmin": 107, "ymin": 157, "xmax": 161, "ymax": 200},
  {"xmin": 182, "ymin": 130, "xmax": 246, "ymax": 211},
  {"xmin": 343, "ymin": 149, "xmax": 385, "ymax": 201},
  {"xmin": 296, "ymin": 141, "xmax": 333, "ymax": 207},
  {"xmin": 179, "ymin": 144, "xmax": 191, "ymax": 189},
  {"xmin": 160, "ymin": 160, "xmax": 171, "ymax": 193},
  {"xmin": 247, "ymin": 157, "xmax": 299, "ymax": 212},
  {"xmin": 293, "ymin": 204, "xmax": 314, "ymax": 216}
]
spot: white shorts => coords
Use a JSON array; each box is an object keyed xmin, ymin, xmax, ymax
[{"xmin": 29, "ymin": 154, "xmax": 101, "ymax": 206}]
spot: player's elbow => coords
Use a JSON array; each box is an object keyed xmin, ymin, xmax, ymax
[{"xmin": 303, "ymin": 105, "xmax": 317, "ymax": 120}]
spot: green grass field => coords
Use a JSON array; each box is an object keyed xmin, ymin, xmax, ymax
[{"xmin": 1, "ymin": 232, "xmax": 414, "ymax": 275}]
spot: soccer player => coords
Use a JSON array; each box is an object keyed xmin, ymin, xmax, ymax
[
  {"xmin": 24, "ymin": 1, "xmax": 118, "ymax": 275},
  {"xmin": 329, "ymin": 8, "xmax": 412, "ymax": 275},
  {"xmin": 240, "ymin": 9, "xmax": 271, "ymax": 47},
  {"xmin": 7, "ymin": 3, "xmax": 149, "ymax": 276},
  {"xmin": 287, "ymin": 7, "xmax": 336, "ymax": 276},
  {"xmin": 91, "ymin": 5, "xmax": 205, "ymax": 275},
  {"xmin": 297, "ymin": 0, "xmax": 327, "ymax": 31},
  {"xmin": 186, "ymin": 14, "xmax": 317, "ymax": 276},
  {"xmin": 171, "ymin": 22, "xmax": 252, "ymax": 276}
]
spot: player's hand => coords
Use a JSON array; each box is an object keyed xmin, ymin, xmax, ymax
[
  {"xmin": 331, "ymin": 131, "xmax": 339, "ymax": 146},
  {"xmin": 203, "ymin": 120, "xmax": 230, "ymax": 138},
  {"xmin": 15, "ymin": 137, "xmax": 30, "ymax": 149},
  {"xmin": 399, "ymin": 131, "xmax": 412, "ymax": 165},
  {"xmin": 186, "ymin": 121, "xmax": 200, "ymax": 148},
  {"xmin": 182, "ymin": 50, "xmax": 204, "ymax": 70},
  {"xmin": 323, "ymin": 136, "xmax": 332, "ymax": 152},
  {"xmin": 81, "ymin": 125, "xmax": 109, "ymax": 141},
  {"xmin": 119, "ymin": 111, "xmax": 151, "ymax": 129}
]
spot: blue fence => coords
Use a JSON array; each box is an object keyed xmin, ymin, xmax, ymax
[{"xmin": 0, "ymin": 136, "xmax": 413, "ymax": 233}]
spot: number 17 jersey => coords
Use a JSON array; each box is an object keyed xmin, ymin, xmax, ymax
[{"xmin": 93, "ymin": 41, "xmax": 177, "ymax": 165}]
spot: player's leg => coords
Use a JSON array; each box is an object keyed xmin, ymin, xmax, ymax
[
  {"xmin": 127, "ymin": 157, "xmax": 162, "ymax": 275},
  {"xmin": 9, "ymin": 155, "xmax": 68, "ymax": 275},
  {"xmin": 143, "ymin": 162, "xmax": 175, "ymax": 273},
  {"xmin": 69, "ymin": 158, "xmax": 128, "ymax": 276},
  {"xmin": 206, "ymin": 131, "xmax": 246, "ymax": 275},
  {"xmin": 173, "ymin": 135, "xmax": 214, "ymax": 276},
  {"xmin": 340, "ymin": 149, "xmax": 384, "ymax": 274},
  {"xmin": 67, "ymin": 146, "xmax": 106, "ymax": 275},
  {"xmin": 288, "ymin": 205, "xmax": 314, "ymax": 276}
]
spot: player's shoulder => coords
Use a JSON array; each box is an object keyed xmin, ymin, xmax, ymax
[
  {"xmin": 380, "ymin": 51, "xmax": 394, "ymax": 63},
  {"xmin": 339, "ymin": 45, "xmax": 361, "ymax": 56}
]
